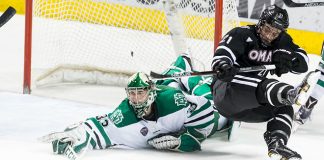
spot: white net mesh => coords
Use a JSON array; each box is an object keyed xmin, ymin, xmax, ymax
[{"xmin": 31, "ymin": 0, "xmax": 240, "ymax": 87}]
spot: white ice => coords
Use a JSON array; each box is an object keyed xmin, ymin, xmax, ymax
[{"xmin": 0, "ymin": 15, "xmax": 323, "ymax": 160}]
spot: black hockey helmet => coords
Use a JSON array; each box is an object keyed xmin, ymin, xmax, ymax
[{"xmin": 257, "ymin": 5, "xmax": 289, "ymax": 31}]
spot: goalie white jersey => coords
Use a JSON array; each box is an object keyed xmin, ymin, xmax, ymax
[{"xmin": 68, "ymin": 85, "xmax": 215, "ymax": 151}]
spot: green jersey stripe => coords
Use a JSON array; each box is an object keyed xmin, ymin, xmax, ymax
[
  {"xmin": 317, "ymin": 79, "xmax": 324, "ymax": 88},
  {"xmin": 186, "ymin": 119, "xmax": 215, "ymax": 130},
  {"xmin": 90, "ymin": 139, "xmax": 97, "ymax": 149},
  {"xmin": 88, "ymin": 118, "xmax": 112, "ymax": 147},
  {"xmin": 189, "ymin": 101, "xmax": 211, "ymax": 118},
  {"xmin": 74, "ymin": 133, "xmax": 90, "ymax": 153}
]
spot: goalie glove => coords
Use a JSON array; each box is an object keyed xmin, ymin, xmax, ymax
[
  {"xmin": 52, "ymin": 137, "xmax": 74, "ymax": 154},
  {"xmin": 52, "ymin": 136, "xmax": 81, "ymax": 160},
  {"xmin": 147, "ymin": 133, "xmax": 201, "ymax": 152},
  {"xmin": 50, "ymin": 122, "xmax": 91, "ymax": 155}
]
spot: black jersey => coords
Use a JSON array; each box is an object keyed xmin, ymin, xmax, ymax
[{"xmin": 211, "ymin": 25, "xmax": 309, "ymax": 88}]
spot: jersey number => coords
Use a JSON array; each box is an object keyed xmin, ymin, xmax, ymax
[
  {"xmin": 220, "ymin": 34, "xmax": 233, "ymax": 44},
  {"xmin": 96, "ymin": 114, "xmax": 109, "ymax": 127}
]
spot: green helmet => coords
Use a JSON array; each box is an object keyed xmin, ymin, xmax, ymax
[{"xmin": 125, "ymin": 72, "xmax": 157, "ymax": 118}]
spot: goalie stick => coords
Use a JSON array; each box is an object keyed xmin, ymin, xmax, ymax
[
  {"xmin": 0, "ymin": 6, "xmax": 16, "ymax": 28},
  {"xmin": 150, "ymin": 64, "xmax": 276, "ymax": 79},
  {"xmin": 283, "ymin": 0, "xmax": 324, "ymax": 7}
]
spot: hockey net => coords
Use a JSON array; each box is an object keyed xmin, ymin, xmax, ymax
[{"xmin": 24, "ymin": 0, "xmax": 240, "ymax": 93}]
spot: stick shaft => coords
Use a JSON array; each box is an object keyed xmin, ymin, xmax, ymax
[
  {"xmin": 283, "ymin": 0, "xmax": 324, "ymax": 7},
  {"xmin": 151, "ymin": 65, "xmax": 276, "ymax": 79},
  {"xmin": 0, "ymin": 6, "xmax": 16, "ymax": 28}
]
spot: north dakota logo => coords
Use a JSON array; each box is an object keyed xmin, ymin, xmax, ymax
[{"xmin": 174, "ymin": 93, "xmax": 188, "ymax": 106}]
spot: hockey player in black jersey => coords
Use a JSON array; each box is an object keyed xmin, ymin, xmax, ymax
[{"xmin": 211, "ymin": 5, "xmax": 311, "ymax": 160}]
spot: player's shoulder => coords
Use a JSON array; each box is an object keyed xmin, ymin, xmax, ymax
[
  {"xmin": 156, "ymin": 85, "xmax": 185, "ymax": 101},
  {"xmin": 273, "ymin": 31, "xmax": 295, "ymax": 48},
  {"xmin": 108, "ymin": 98, "xmax": 139, "ymax": 127},
  {"xmin": 156, "ymin": 85, "xmax": 182, "ymax": 94},
  {"xmin": 155, "ymin": 85, "xmax": 189, "ymax": 117}
]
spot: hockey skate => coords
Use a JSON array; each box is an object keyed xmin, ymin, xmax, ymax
[
  {"xmin": 294, "ymin": 106, "xmax": 312, "ymax": 125},
  {"xmin": 292, "ymin": 102, "xmax": 316, "ymax": 133},
  {"xmin": 294, "ymin": 96, "xmax": 317, "ymax": 125},
  {"xmin": 286, "ymin": 71, "xmax": 320, "ymax": 107},
  {"xmin": 264, "ymin": 131, "xmax": 302, "ymax": 160}
]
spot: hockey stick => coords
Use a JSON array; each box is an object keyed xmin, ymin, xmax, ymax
[
  {"xmin": 318, "ymin": 40, "xmax": 324, "ymax": 74},
  {"xmin": 0, "ymin": 6, "xmax": 16, "ymax": 28},
  {"xmin": 319, "ymin": 40, "xmax": 324, "ymax": 63},
  {"xmin": 283, "ymin": 0, "xmax": 324, "ymax": 7},
  {"xmin": 150, "ymin": 64, "xmax": 276, "ymax": 79}
]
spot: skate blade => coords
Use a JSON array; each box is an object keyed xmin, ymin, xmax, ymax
[
  {"xmin": 269, "ymin": 154, "xmax": 301, "ymax": 160},
  {"xmin": 269, "ymin": 152, "xmax": 283, "ymax": 160},
  {"xmin": 269, "ymin": 152, "xmax": 302, "ymax": 160}
]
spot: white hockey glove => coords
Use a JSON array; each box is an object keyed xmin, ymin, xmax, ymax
[
  {"xmin": 38, "ymin": 122, "xmax": 91, "ymax": 156},
  {"xmin": 52, "ymin": 137, "xmax": 74, "ymax": 155},
  {"xmin": 54, "ymin": 123, "xmax": 91, "ymax": 153},
  {"xmin": 147, "ymin": 133, "xmax": 201, "ymax": 152}
]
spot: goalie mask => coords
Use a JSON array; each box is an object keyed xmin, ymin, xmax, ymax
[
  {"xmin": 257, "ymin": 5, "xmax": 289, "ymax": 46},
  {"xmin": 126, "ymin": 72, "xmax": 157, "ymax": 118}
]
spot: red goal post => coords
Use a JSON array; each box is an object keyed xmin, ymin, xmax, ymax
[{"xmin": 23, "ymin": 0, "xmax": 240, "ymax": 94}]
